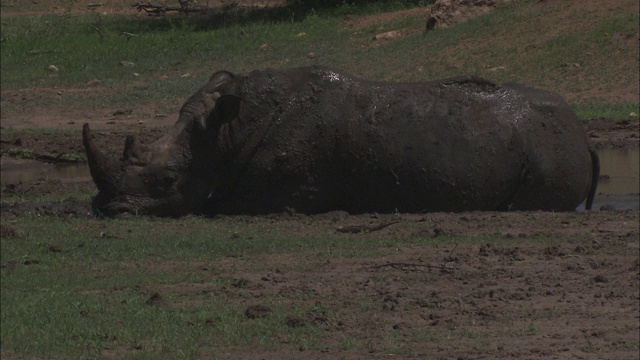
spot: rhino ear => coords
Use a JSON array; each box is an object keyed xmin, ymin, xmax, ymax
[
  {"xmin": 203, "ymin": 94, "xmax": 241, "ymax": 133},
  {"xmin": 209, "ymin": 70, "xmax": 235, "ymax": 85},
  {"xmin": 212, "ymin": 94, "xmax": 242, "ymax": 125},
  {"xmin": 200, "ymin": 71, "xmax": 235, "ymax": 95},
  {"xmin": 202, "ymin": 75, "xmax": 242, "ymax": 131}
]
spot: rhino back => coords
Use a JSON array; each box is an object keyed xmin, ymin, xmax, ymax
[{"xmin": 212, "ymin": 68, "xmax": 536, "ymax": 214}]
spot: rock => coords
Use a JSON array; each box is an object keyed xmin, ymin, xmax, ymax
[
  {"xmin": 113, "ymin": 109, "xmax": 132, "ymax": 116},
  {"xmin": 245, "ymin": 304, "xmax": 272, "ymax": 319},
  {"xmin": 374, "ymin": 30, "xmax": 401, "ymax": 41},
  {"xmin": 488, "ymin": 66, "xmax": 507, "ymax": 72},
  {"xmin": 285, "ymin": 315, "xmax": 306, "ymax": 327},
  {"xmin": 0, "ymin": 223, "xmax": 21, "ymax": 239},
  {"xmin": 599, "ymin": 204, "xmax": 616, "ymax": 211},
  {"xmin": 426, "ymin": 0, "xmax": 515, "ymax": 30},
  {"xmin": 145, "ymin": 292, "xmax": 164, "ymax": 306},
  {"xmin": 119, "ymin": 60, "xmax": 135, "ymax": 68}
]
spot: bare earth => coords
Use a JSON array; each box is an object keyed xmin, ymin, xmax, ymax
[
  {"xmin": 0, "ymin": 0, "xmax": 639, "ymax": 359},
  {"xmin": 204, "ymin": 210, "xmax": 639, "ymax": 359}
]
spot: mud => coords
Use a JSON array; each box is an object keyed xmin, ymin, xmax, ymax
[{"xmin": 203, "ymin": 210, "xmax": 639, "ymax": 359}]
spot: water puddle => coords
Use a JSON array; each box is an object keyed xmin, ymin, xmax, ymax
[
  {"xmin": 0, "ymin": 158, "xmax": 91, "ymax": 185},
  {"xmin": 1, "ymin": 147, "xmax": 638, "ymax": 210},
  {"xmin": 584, "ymin": 147, "xmax": 639, "ymax": 211},
  {"xmin": 596, "ymin": 148, "xmax": 639, "ymax": 194}
]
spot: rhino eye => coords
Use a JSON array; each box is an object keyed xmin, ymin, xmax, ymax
[
  {"xmin": 142, "ymin": 171, "xmax": 177, "ymax": 194},
  {"xmin": 152, "ymin": 174, "xmax": 175, "ymax": 188}
]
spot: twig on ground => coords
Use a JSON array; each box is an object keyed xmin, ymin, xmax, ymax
[
  {"xmin": 336, "ymin": 221, "xmax": 399, "ymax": 234},
  {"xmin": 92, "ymin": 26, "xmax": 104, "ymax": 39},
  {"xmin": 121, "ymin": 32, "xmax": 138, "ymax": 41},
  {"xmin": 374, "ymin": 262, "xmax": 459, "ymax": 272},
  {"xmin": 446, "ymin": 243, "xmax": 459, "ymax": 261},
  {"xmin": 27, "ymin": 49, "xmax": 63, "ymax": 55},
  {"xmin": 34, "ymin": 153, "xmax": 82, "ymax": 164},
  {"xmin": 132, "ymin": 1, "xmax": 238, "ymax": 15}
]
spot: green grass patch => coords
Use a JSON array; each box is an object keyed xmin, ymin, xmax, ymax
[
  {"xmin": 574, "ymin": 103, "xmax": 640, "ymax": 121},
  {"xmin": 2, "ymin": 1, "xmax": 637, "ymax": 111},
  {"xmin": 0, "ymin": 127, "xmax": 81, "ymax": 136},
  {"xmin": 0, "ymin": 186, "xmax": 94, "ymax": 206},
  {"xmin": 0, "ymin": 11, "xmax": 345, "ymax": 89},
  {"xmin": 1, "ymin": 214, "xmax": 557, "ymax": 358},
  {"xmin": 3, "ymin": 147, "xmax": 84, "ymax": 162},
  {"xmin": 1, "ymin": 216, "xmax": 494, "ymax": 262},
  {"xmin": 4, "ymin": 147, "xmax": 35, "ymax": 159}
]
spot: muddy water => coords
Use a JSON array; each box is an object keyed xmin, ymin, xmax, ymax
[
  {"xmin": 585, "ymin": 147, "xmax": 640, "ymax": 211},
  {"xmin": 0, "ymin": 158, "xmax": 91, "ymax": 185},
  {"xmin": 1, "ymin": 148, "xmax": 638, "ymax": 210},
  {"xmin": 596, "ymin": 148, "xmax": 639, "ymax": 194}
]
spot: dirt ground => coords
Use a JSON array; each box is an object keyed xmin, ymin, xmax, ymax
[
  {"xmin": 205, "ymin": 210, "xmax": 639, "ymax": 359},
  {"xmin": 1, "ymin": 0, "xmax": 639, "ymax": 358},
  {"xmin": 1, "ymin": 207, "xmax": 638, "ymax": 359}
]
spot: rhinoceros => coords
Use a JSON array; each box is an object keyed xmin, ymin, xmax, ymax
[{"xmin": 83, "ymin": 66, "xmax": 599, "ymax": 217}]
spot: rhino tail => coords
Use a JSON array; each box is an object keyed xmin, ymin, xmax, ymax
[{"xmin": 585, "ymin": 147, "xmax": 600, "ymax": 211}]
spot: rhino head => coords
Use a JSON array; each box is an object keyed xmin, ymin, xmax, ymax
[{"xmin": 83, "ymin": 70, "xmax": 238, "ymax": 217}]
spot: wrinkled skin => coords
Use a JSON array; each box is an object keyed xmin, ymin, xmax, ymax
[{"xmin": 83, "ymin": 66, "xmax": 599, "ymax": 217}]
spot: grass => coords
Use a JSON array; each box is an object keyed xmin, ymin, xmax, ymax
[
  {"xmin": 0, "ymin": 215, "xmax": 531, "ymax": 261},
  {"xmin": 0, "ymin": 186, "xmax": 94, "ymax": 207},
  {"xmin": 1, "ymin": 214, "xmax": 560, "ymax": 358},
  {"xmin": 1, "ymin": 1, "xmax": 638, "ymax": 118},
  {"xmin": 3, "ymin": 279, "xmax": 328, "ymax": 357},
  {"xmin": 0, "ymin": 9, "xmax": 354, "ymax": 89},
  {"xmin": 0, "ymin": 127, "xmax": 81, "ymax": 136},
  {"xmin": 4, "ymin": 147, "xmax": 84, "ymax": 162},
  {"xmin": 574, "ymin": 102, "xmax": 639, "ymax": 121},
  {"xmin": 4, "ymin": 147, "xmax": 35, "ymax": 159},
  {"xmin": 0, "ymin": 217, "xmax": 320, "ymax": 358}
]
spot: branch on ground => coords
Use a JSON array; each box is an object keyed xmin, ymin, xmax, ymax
[{"xmin": 132, "ymin": 1, "xmax": 238, "ymax": 15}]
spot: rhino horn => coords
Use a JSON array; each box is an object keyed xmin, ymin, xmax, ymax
[{"xmin": 83, "ymin": 123, "xmax": 120, "ymax": 193}]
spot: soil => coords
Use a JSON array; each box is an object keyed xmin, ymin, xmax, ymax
[
  {"xmin": 201, "ymin": 210, "xmax": 639, "ymax": 359},
  {"xmin": 1, "ymin": 0, "xmax": 639, "ymax": 358},
  {"xmin": 1, "ymin": 204, "xmax": 638, "ymax": 358}
]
